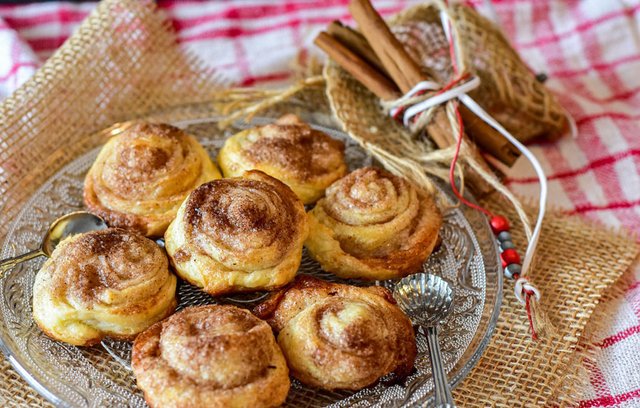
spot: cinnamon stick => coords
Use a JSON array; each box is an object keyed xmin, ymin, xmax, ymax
[
  {"xmin": 314, "ymin": 32, "xmax": 400, "ymax": 101},
  {"xmin": 459, "ymin": 106, "xmax": 519, "ymax": 165},
  {"xmin": 349, "ymin": 0, "xmax": 425, "ymax": 93},
  {"xmin": 327, "ymin": 21, "xmax": 388, "ymax": 77}
]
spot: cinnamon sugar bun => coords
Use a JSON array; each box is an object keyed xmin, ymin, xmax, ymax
[
  {"xmin": 132, "ymin": 305, "xmax": 290, "ymax": 408},
  {"xmin": 84, "ymin": 122, "xmax": 221, "ymax": 237},
  {"xmin": 253, "ymin": 275, "xmax": 416, "ymax": 391},
  {"xmin": 32, "ymin": 228, "xmax": 177, "ymax": 346},
  {"xmin": 218, "ymin": 114, "xmax": 347, "ymax": 204},
  {"xmin": 164, "ymin": 170, "xmax": 308, "ymax": 295},
  {"xmin": 305, "ymin": 167, "xmax": 442, "ymax": 280}
]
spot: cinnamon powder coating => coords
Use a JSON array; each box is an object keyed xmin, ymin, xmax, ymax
[
  {"xmin": 323, "ymin": 166, "xmax": 408, "ymax": 225},
  {"xmin": 184, "ymin": 175, "xmax": 299, "ymax": 256},
  {"xmin": 48, "ymin": 228, "xmax": 168, "ymax": 308},
  {"xmin": 131, "ymin": 305, "xmax": 290, "ymax": 407},
  {"xmin": 32, "ymin": 228, "xmax": 177, "ymax": 346},
  {"xmin": 218, "ymin": 114, "xmax": 347, "ymax": 204},
  {"xmin": 101, "ymin": 123, "xmax": 187, "ymax": 197},
  {"xmin": 304, "ymin": 166, "xmax": 442, "ymax": 280},
  {"xmin": 83, "ymin": 121, "xmax": 220, "ymax": 237},
  {"xmin": 253, "ymin": 275, "xmax": 416, "ymax": 390},
  {"xmin": 164, "ymin": 170, "xmax": 308, "ymax": 296},
  {"xmin": 245, "ymin": 122, "xmax": 346, "ymax": 182}
]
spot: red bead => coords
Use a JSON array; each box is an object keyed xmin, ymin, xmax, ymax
[
  {"xmin": 490, "ymin": 215, "xmax": 510, "ymax": 234},
  {"xmin": 501, "ymin": 248, "xmax": 521, "ymax": 267}
]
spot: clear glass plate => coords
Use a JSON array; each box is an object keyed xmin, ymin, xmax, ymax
[{"xmin": 0, "ymin": 116, "xmax": 502, "ymax": 407}]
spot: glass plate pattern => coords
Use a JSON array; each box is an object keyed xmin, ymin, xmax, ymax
[{"xmin": 0, "ymin": 117, "xmax": 502, "ymax": 407}]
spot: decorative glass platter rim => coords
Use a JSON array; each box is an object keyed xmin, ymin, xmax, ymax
[{"xmin": 0, "ymin": 115, "xmax": 503, "ymax": 407}]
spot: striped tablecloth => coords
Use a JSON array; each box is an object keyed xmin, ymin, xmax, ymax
[{"xmin": 1, "ymin": 1, "xmax": 639, "ymax": 406}]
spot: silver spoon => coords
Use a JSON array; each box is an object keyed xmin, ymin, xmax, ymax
[
  {"xmin": 394, "ymin": 273, "xmax": 456, "ymax": 408},
  {"xmin": 0, "ymin": 211, "xmax": 108, "ymax": 275}
]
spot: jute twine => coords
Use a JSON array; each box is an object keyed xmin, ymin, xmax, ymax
[{"xmin": 0, "ymin": 0, "xmax": 637, "ymax": 407}]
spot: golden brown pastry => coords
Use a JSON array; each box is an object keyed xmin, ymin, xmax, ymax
[
  {"xmin": 32, "ymin": 228, "xmax": 177, "ymax": 346},
  {"xmin": 165, "ymin": 170, "xmax": 308, "ymax": 296},
  {"xmin": 84, "ymin": 122, "xmax": 221, "ymax": 236},
  {"xmin": 132, "ymin": 305, "xmax": 290, "ymax": 408},
  {"xmin": 218, "ymin": 114, "xmax": 347, "ymax": 204},
  {"xmin": 254, "ymin": 275, "xmax": 416, "ymax": 391},
  {"xmin": 305, "ymin": 167, "xmax": 442, "ymax": 280}
]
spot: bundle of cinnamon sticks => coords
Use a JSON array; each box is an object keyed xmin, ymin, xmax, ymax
[{"xmin": 314, "ymin": 0, "xmax": 521, "ymax": 194}]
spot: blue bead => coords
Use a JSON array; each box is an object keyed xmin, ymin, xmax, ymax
[
  {"xmin": 497, "ymin": 231, "xmax": 512, "ymax": 243},
  {"xmin": 500, "ymin": 240, "xmax": 515, "ymax": 252},
  {"xmin": 504, "ymin": 263, "xmax": 522, "ymax": 279}
]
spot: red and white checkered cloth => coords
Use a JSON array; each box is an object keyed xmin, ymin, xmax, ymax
[{"xmin": 0, "ymin": 0, "xmax": 638, "ymax": 406}]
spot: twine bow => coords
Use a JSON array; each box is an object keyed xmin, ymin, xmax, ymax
[{"xmin": 388, "ymin": 73, "xmax": 477, "ymax": 129}]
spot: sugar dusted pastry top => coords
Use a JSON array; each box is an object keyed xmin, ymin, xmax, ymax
[
  {"xmin": 218, "ymin": 114, "xmax": 347, "ymax": 204},
  {"xmin": 32, "ymin": 228, "xmax": 177, "ymax": 346},
  {"xmin": 164, "ymin": 170, "xmax": 308, "ymax": 295},
  {"xmin": 254, "ymin": 275, "xmax": 416, "ymax": 391},
  {"xmin": 84, "ymin": 122, "xmax": 220, "ymax": 236},
  {"xmin": 305, "ymin": 166, "xmax": 442, "ymax": 280},
  {"xmin": 132, "ymin": 305, "xmax": 290, "ymax": 408}
]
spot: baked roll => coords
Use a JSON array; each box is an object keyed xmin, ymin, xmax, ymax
[
  {"xmin": 132, "ymin": 305, "xmax": 290, "ymax": 408},
  {"xmin": 254, "ymin": 275, "xmax": 416, "ymax": 391},
  {"xmin": 165, "ymin": 170, "xmax": 308, "ymax": 296},
  {"xmin": 32, "ymin": 228, "xmax": 177, "ymax": 346},
  {"xmin": 305, "ymin": 167, "xmax": 442, "ymax": 280},
  {"xmin": 218, "ymin": 114, "xmax": 347, "ymax": 204},
  {"xmin": 84, "ymin": 122, "xmax": 221, "ymax": 237}
]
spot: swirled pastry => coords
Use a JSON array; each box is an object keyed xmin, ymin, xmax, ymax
[
  {"xmin": 132, "ymin": 305, "xmax": 290, "ymax": 408},
  {"xmin": 254, "ymin": 275, "xmax": 416, "ymax": 391},
  {"xmin": 218, "ymin": 114, "xmax": 347, "ymax": 204},
  {"xmin": 32, "ymin": 228, "xmax": 177, "ymax": 346},
  {"xmin": 84, "ymin": 122, "xmax": 221, "ymax": 236},
  {"xmin": 305, "ymin": 167, "xmax": 441, "ymax": 280},
  {"xmin": 165, "ymin": 170, "xmax": 308, "ymax": 296}
]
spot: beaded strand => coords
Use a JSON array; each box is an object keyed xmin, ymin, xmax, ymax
[{"xmin": 490, "ymin": 216, "xmax": 522, "ymax": 279}]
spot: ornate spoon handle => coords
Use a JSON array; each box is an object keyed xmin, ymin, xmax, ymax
[
  {"xmin": 425, "ymin": 325, "xmax": 456, "ymax": 408},
  {"xmin": 0, "ymin": 249, "xmax": 43, "ymax": 275}
]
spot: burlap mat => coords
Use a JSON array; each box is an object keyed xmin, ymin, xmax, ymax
[
  {"xmin": 0, "ymin": 1, "xmax": 637, "ymax": 406},
  {"xmin": 452, "ymin": 198, "xmax": 639, "ymax": 407}
]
